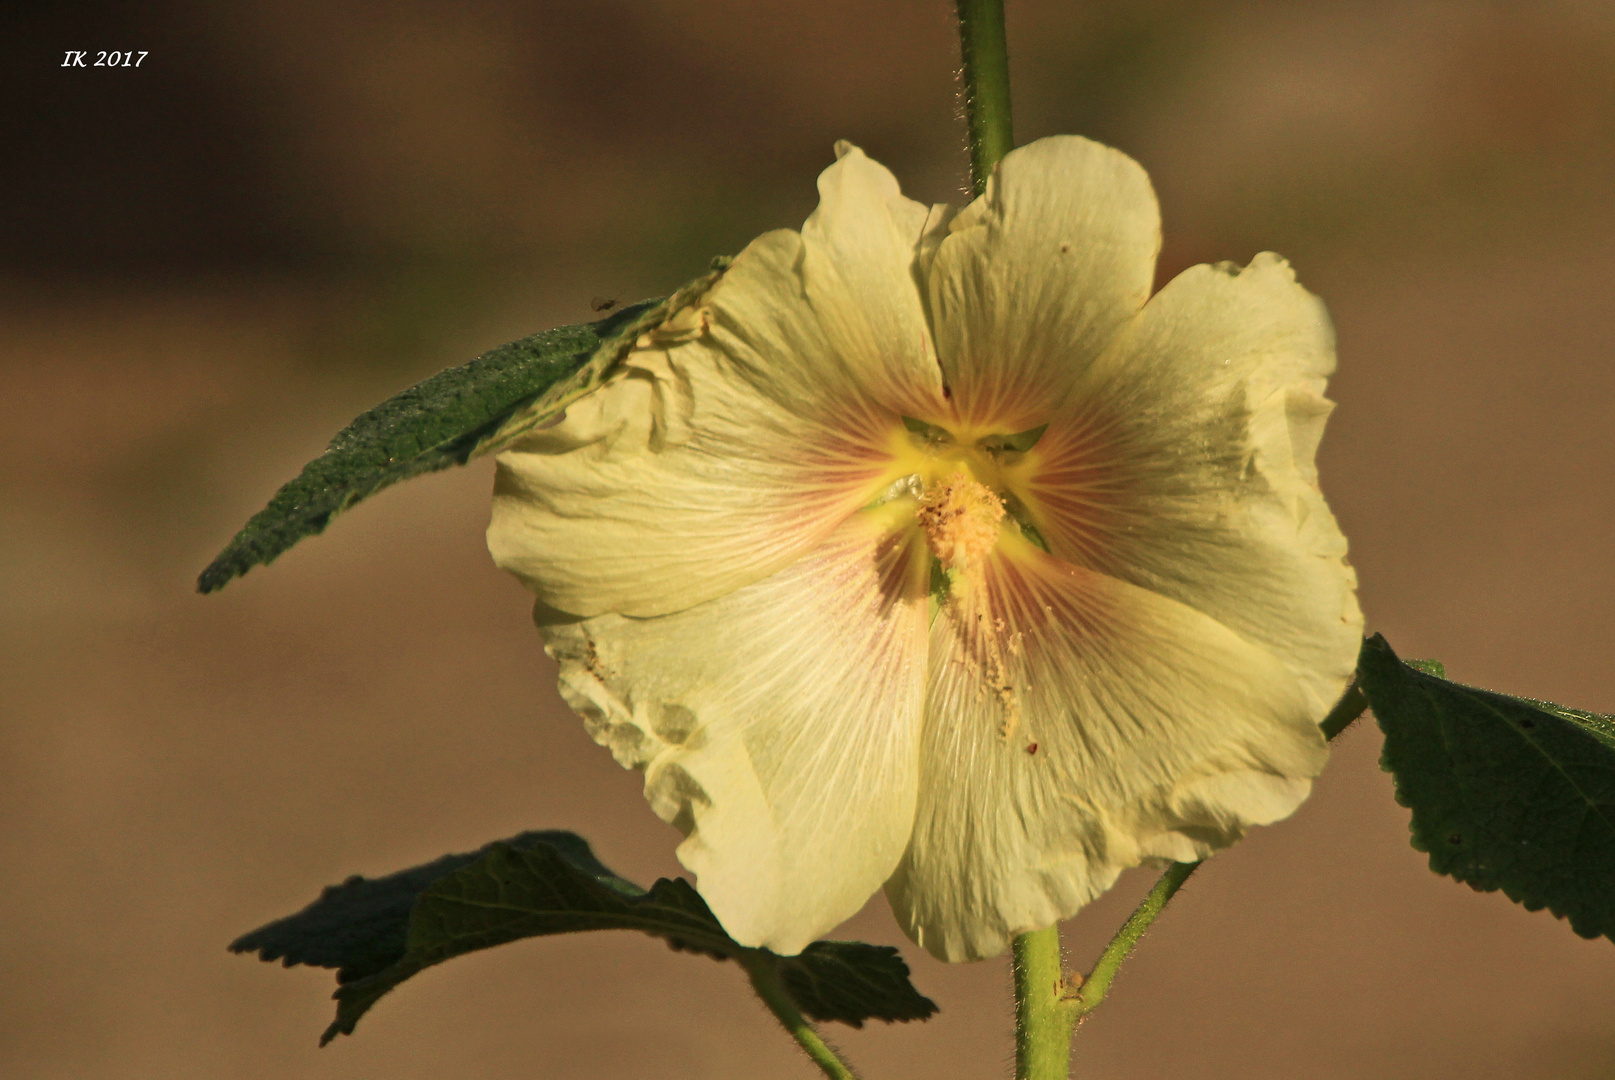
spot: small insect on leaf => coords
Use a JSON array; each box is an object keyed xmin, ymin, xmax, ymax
[{"xmin": 590, "ymin": 296, "xmax": 618, "ymax": 312}]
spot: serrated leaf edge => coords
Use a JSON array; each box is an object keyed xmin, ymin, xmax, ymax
[{"xmin": 1365, "ymin": 635, "xmax": 1615, "ymax": 940}]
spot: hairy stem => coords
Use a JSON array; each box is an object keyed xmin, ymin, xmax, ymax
[
  {"xmin": 955, "ymin": 0, "xmax": 1014, "ymax": 194},
  {"xmin": 1320, "ymin": 681, "xmax": 1370, "ymax": 741},
  {"xmin": 1072, "ymin": 861, "xmax": 1199, "ymax": 1019},
  {"xmin": 1012, "ymin": 926, "xmax": 1077, "ymax": 1080},
  {"xmin": 741, "ymin": 953, "xmax": 860, "ymax": 1080}
]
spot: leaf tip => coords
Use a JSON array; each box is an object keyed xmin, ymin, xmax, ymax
[{"xmin": 196, "ymin": 559, "xmax": 237, "ymax": 595}]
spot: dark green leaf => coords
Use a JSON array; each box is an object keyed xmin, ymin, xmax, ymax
[
  {"xmin": 228, "ymin": 831, "xmax": 614, "ymax": 983},
  {"xmin": 779, "ymin": 941, "xmax": 938, "ymax": 1027},
  {"xmin": 230, "ymin": 830, "xmax": 936, "ymax": 1044},
  {"xmin": 198, "ymin": 264, "xmax": 727, "ymax": 594},
  {"xmin": 1359, "ymin": 634, "xmax": 1615, "ymax": 942}
]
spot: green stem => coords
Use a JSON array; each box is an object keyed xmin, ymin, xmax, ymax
[
  {"xmin": 1072, "ymin": 861, "xmax": 1199, "ymax": 1018},
  {"xmin": 955, "ymin": 0, "xmax": 1014, "ymax": 194},
  {"xmin": 741, "ymin": 953, "xmax": 860, "ymax": 1080},
  {"xmin": 1320, "ymin": 681, "xmax": 1369, "ymax": 741},
  {"xmin": 1012, "ymin": 926, "xmax": 1077, "ymax": 1080}
]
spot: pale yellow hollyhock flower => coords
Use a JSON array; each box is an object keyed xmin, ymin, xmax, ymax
[{"xmin": 487, "ymin": 136, "xmax": 1363, "ymax": 962}]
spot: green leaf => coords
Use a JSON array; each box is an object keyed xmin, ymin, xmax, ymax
[
  {"xmin": 1359, "ymin": 633, "xmax": 1615, "ymax": 942},
  {"xmin": 197, "ymin": 264, "xmax": 727, "ymax": 594},
  {"xmin": 230, "ymin": 830, "xmax": 936, "ymax": 1044},
  {"xmin": 1405, "ymin": 657, "xmax": 1446, "ymax": 679},
  {"xmin": 779, "ymin": 941, "xmax": 939, "ymax": 1028},
  {"xmin": 227, "ymin": 831, "xmax": 612, "ymax": 983}
]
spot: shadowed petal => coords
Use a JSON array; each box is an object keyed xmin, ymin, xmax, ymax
[
  {"xmin": 886, "ymin": 538, "xmax": 1328, "ymax": 962},
  {"xmin": 542, "ymin": 513, "xmax": 931, "ymax": 955}
]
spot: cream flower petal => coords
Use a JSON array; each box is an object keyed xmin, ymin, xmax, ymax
[
  {"xmin": 541, "ymin": 512, "xmax": 931, "ymax": 955},
  {"xmin": 1021, "ymin": 253, "xmax": 1362, "ymax": 711},
  {"xmin": 885, "ymin": 539, "xmax": 1329, "ymax": 962},
  {"xmin": 798, "ymin": 142, "xmax": 949, "ymax": 414},
  {"xmin": 491, "ymin": 139, "xmax": 1365, "ymax": 967},
  {"xmin": 488, "ymin": 228, "xmax": 912, "ymax": 619},
  {"xmin": 926, "ymin": 136, "xmax": 1161, "ymax": 431}
]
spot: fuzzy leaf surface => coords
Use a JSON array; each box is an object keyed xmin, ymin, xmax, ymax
[
  {"xmin": 1360, "ymin": 633, "xmax": 1615, "ymax": 942},
  {"xmin": 199, "ymin": 263, "xmax": 725, "ymax": 593}
]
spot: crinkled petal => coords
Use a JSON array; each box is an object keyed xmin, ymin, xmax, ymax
[
  {"xmin": 489, "ymin": 229, "xmax": 912, "ymax": 618},
  {"xmin": 1020, "ymin": 253, "xmax": 1362, "ymax": 711},
  {"xmin": 926, "ymin": 136, "xmax": 1160, "ymax": 431},
  {"xmin": 885, "ymin": 538, "xmax": 1329, "ymax": 962},
  {"xmin": 541, "ymin": 513, "xmax": 930, "ymax": 955}
]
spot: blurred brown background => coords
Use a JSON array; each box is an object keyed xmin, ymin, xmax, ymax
[{"xmin": 4, "ymin": 1, "xmax": 1615, "ymax": 1077}]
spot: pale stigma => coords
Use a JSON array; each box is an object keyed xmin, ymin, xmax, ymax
[{"xmin": 917, "ymin": 470, "xmax": 1005, "ymax": 575}]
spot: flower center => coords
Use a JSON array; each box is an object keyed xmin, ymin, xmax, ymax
[{"xmin": 916, "ymin": 470, "xmax": 1005, "ymax": 574}]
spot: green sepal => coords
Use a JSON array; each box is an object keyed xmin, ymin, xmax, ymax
[
  {"xmin": 1359, "ymin": 633, "xmax": 1615, "ymax": 942},
  {"xmin": 978, "ymin": 423, "xmax": 1047, "ymax": 455},
  {"xmin": 901, "ymin": 415, "xmax": 953, "ymax": 448},
  {"xmin": 197, "ymin": 263, "xmax": 728, "ymax": 594},
  {"xmin": 229, "ymin": 830, "xmax": 937, "ymax": 1045}
]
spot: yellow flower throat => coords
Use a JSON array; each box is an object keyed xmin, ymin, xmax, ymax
[
  {"xmin": 874, "ymin": 416, "xmax": 1049, "ymax": 586},
  {"xmin": 861, "ymin": 417, "xmax": 1046, "ymax": 744}
]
